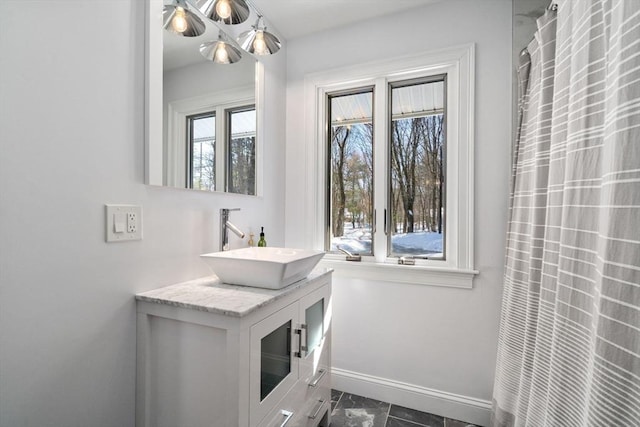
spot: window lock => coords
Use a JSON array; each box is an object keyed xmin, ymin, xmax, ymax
[{"xmin": 398, "ymin": 256, "xmax": 415, "ymax": 266}]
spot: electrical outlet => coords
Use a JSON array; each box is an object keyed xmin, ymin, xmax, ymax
[
  {"xmin": 127, "ymin": 212, "xmax": 137, "ymax": 233},
  {"xmin": 106, "ymin": 205, "xmax": 142, "ymax": 242}
]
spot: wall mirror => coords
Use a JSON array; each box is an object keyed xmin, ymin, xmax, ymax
[{"xmin": 145, "ymin": 0, "xmax": 265, "ymax": 196}]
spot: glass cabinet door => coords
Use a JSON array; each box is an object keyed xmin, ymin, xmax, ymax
[
  {"xmin": 250, "ymin": 302, "xmax": 299, "ymax": 426},
  {"xmin": 249, "ymin": 283, "xmax": 331, "ymax": 427},
  {"xmin": 298, "ymin": 285, "xmax": 331, "ymax": 384}
]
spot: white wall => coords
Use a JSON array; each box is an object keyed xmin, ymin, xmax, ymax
[
  {"xmin": 284, "ymin": 1, "xmax": 512, "ymax": 424},
  {"xmin": 0, "ymin": 1, "xmax": 286, "ymax": 426}
]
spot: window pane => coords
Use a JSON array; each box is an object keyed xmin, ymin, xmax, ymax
[
  {"xmin": 328, "ymin": 90, "xmax": 374, "ymax": 255},
  {"xmin": 390, "ymin": 79, "xmax": 445, "ymax": 259},
  {"xmin": 189, "ymin": 113, "xmax": 216, "ymax": 191},
  {"xmin": 228, "ymin": 107, "xmax": 256, "ymax": 195}
]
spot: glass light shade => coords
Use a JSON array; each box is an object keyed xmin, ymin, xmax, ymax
[
  {"xmin": 196, "ymin": 0, "xmax": 250, "ymax": 25},
  {"xmin": 163, "ymin": 3, "xmax": 206, "ymax": 37}
]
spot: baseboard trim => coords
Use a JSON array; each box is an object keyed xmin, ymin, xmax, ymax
[{"xmin": 331, "ymin": 367, "xmax": 491, "ymax": 427}]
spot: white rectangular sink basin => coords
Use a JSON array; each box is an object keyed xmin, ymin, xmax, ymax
[{"xmin": 200, "ymin": 247, "xmax": 325, "ymax": 289}]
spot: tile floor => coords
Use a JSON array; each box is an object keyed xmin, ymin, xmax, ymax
[{"xmin": 330, "ymin": 390, "xmax": 479, "ymax": 427}]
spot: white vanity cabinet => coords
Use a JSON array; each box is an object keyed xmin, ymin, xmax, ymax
[
  {"xmin": 251, "ymin": 284, "xmax": 331, "ymax": 427},
  {"xmin": 136, "ymin": 269, "xmax": 332, "ymax": 427}
]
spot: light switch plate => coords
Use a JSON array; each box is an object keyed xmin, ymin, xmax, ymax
[{"xmin": 105, "ymin": 204, "xmax": 142, "ymax": 242}]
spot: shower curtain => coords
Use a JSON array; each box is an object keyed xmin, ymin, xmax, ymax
[{"xmin": 492, "ymin": 1, "xmax": 640, "ymax": 426}]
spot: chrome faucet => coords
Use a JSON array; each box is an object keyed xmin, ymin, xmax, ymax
[{"xmin": 220, "ymin": 208, "xmax": 245, "ymax": 251}]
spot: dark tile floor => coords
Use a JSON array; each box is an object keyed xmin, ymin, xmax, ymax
[{"xmin": 330, "ymin": 390, "xmax": 479, "ymax": 427}]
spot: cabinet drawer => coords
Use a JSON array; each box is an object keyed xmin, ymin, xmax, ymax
[
  {"xmin": 299, "ymin": 337, "xmax": 330, "ymax": 389},
  {"xmin": 259, "ymin": 369, "xmax": 330, "ymax": 427},
  {"xmin": 291, "ymin": 373, "xmax": 330, "ymax": 427}
]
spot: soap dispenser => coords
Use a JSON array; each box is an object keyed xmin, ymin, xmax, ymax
[
  {"xmin": 247, "ymin": 230, "xmax": 255, "ymax": 247},
  {"xmin": 257, "ymin": 227, "xmax": 267, "ymax": 247}
]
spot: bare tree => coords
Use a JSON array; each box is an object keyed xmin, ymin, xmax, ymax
[
  {"xmin": 331, "ymin": 125, "xmax": 351, "ymax": 237},
  {"xmin": 351, "ymin": 123, "xmax": 373, "ymax": 227},
  {"xmin": 421, "ymin": 115, "xmax": 444, "ymax": 233},
  {"xmin": 391, "ymin": 118, "xmax": 424, "ymax": 233},
  {"xmin": 228, "ymin": 136, "xmax": 255, "ymax": 195}
]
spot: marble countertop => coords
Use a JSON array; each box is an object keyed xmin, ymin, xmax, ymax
[{"xmin": 136, "ymin": 268, "xmax": 332, "ymax": 318}]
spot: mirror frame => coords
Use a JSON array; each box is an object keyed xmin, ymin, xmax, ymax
[{"xmin": 144, "ymin": 0, "xmax": 265, "ymax": 196}]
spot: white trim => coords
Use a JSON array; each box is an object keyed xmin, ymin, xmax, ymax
[
  {"xmin": 303, "ymin": 44, "xmax": 476, "ymax": 283},
  {"xmin": 144, "ymin": 0, "xmax": 163, "ymax": 186},
  {"xmin": 320, "ymin": 258, "xmax": 478, "ymax": 289},
  {"xmin": 255, "ymin": 62, "xmax": 265, "ymax": 197},
  {"xmin": 331, "ymin": 367, "xmax": 491, "ymax": 426}
]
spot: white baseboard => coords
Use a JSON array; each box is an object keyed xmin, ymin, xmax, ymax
[{"xmin": 331, "ymin": 367, "xmax": 491, "ymax": 427}]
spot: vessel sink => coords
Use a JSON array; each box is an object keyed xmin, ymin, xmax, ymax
[{"xmin": 200, "ymin": 247, "xmax": 325, "ymax": 289}]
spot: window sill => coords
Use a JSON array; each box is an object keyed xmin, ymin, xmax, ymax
[{"xmin": 319, "ymin": 257, "xmax": 478, "ymax": 289}]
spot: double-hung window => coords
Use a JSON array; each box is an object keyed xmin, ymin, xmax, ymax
[{"xmin": 306, "ymin": 45, "xmax": 476, "ymax": 287}]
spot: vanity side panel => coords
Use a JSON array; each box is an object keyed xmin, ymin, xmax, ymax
[
  {"xmin": 136, "ymin": 313, "xmax": 238, "ymax": 427},
  {"xmin": 146, "ymin": 315, "xmax": 234, "ymax": 427}
]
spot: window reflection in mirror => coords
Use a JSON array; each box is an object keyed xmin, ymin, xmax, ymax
[
  {"xmin": 228, "ymin": 106, "xmax": 256, "ymax": 195},
  {"xmin": 186, "ymin": 105, "xmax": 256, "ymax": 195},
  {"xmin": 163, "ymin": 66, "xmax": 256, "ymax": 193},
  {"xmin": 188, "ymin": 112, "xmax": 216, "ymax": 191}
]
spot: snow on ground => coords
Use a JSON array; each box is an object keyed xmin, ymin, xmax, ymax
[{"xmin": 331, "ymin": 223, "xmax": 443, "ymax": 256}]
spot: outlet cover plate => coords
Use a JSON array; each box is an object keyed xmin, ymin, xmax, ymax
[{"xmin": 105, "ymin": 204, "xmax": 142, "ymax": 242}]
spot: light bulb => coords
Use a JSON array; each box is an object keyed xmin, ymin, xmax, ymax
[
  {"xmin": 253, "ymin": 31, "xmax": 267, "ymax": 55},
  {"xmin": 215, "ymin": 0, "xmax": 232, "ymax": 19},
  {"xmin": 215, "ymin": 44, "xmax": 230, "ymax": 64},
  {"xmin": 171, "ymin": 7, "xmax": 188, "ymax": 33}
]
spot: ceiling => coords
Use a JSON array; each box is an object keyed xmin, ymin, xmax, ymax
[{"xmin": 249, "ymin": 0, "xmax": 439, "ymax": 40}]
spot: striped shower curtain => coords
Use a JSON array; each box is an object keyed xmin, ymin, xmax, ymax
[{"xmin": 492, "ymin": 1, "xmax": 640, "ymax": 426}]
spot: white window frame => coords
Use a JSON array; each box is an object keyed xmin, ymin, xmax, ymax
[
  {"xmin": 166, "ymin": 86, "xmax": 255, "ymax": 191},
  {"xmin": 303, "ymin": 45, "xmax": 477, "ymax": 288}
]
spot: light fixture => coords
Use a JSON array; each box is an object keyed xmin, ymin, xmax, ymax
[
  {"xmin": 200, "ymin": 32, "xmax": 243, "ymax": 64},
  {"xmin": 237, "ymin": 15, "xmax": 281, "ymax": 56},
  {"xmin": 196, "ymin": 0, "xmax": 250, "ymax": 25},
  {"xmin": 163, "ymin": 0, "xmax": 206, "ymax": 37}
]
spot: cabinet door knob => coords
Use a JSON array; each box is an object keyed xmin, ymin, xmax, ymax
[{"xmin": 294, "ymin": 328, "xmax": 303, "ymax": 358}]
